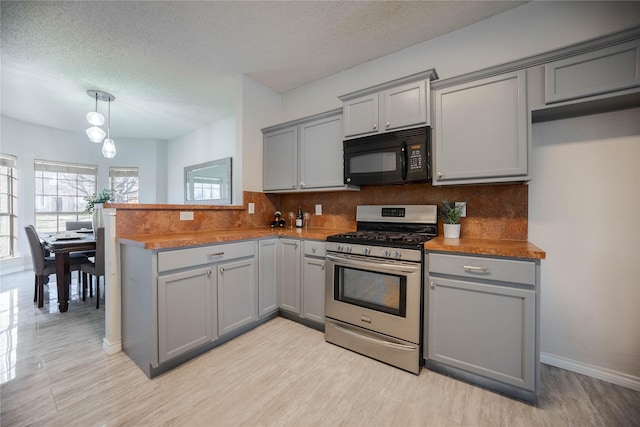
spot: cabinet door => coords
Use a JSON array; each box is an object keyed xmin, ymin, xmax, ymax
[
  {"xmin": 343, "ymin": 93, "xmax": 379, "ymax": 138},
  {"xmin": 278, "ymin": 239, "xmax": 301, "ymax": 314},
  {"xmin": 299, "ymin": 113, "xmax": 344, "ymax": 189},
  {"xmin": 382, "ymin": 80, "xmax": 427, "ymax": 131},
  {"xmin": 545, "ymin": 39, "xmax": 640, "ymax": 104},
  {"xmin": 217, "ymin": 257, "xmax": 257, "ymax": 336},
  {"xmin": 158, "ymin": 266, "xmax": 213, "ymax": 364},
  {"xmin": 427, "ymin": 276, "xmax": 535, "ymax": 391},
  {"xmin": 263, "ymin": 126, "xmax": 298, "ymax": 191},
  {"xmin": 433, "ymin": 70, "xmax": 528, "ymax": 185},
  {"xmin": 258, "ymin": 239, "xmax": 278, "ymax": 317},
  {"xmin": 302, "ymin": 256, "xmax": 326, "ymax": 324}
]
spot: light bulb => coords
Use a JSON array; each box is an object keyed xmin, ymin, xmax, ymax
[
  {"xmin": 86, "ymin": 126, "xmax": 106, "ymax": 143},
  {"xmin": 102, "ymin": 138, "xmax": 116, "ymax": 158},
  {"xmin": 86, "ymin": 111, "xmax": 105, "ymax": 126}
]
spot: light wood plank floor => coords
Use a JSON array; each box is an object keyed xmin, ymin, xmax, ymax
[{"xmin": 1, "ymin": 270, "xmax": 639, "ymax": 426}]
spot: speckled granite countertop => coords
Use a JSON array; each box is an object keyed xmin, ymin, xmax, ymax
[
  {"xmin": 424, "ymin": 236, "xmax": 546, "ymax": 260},
  {"xmin": 118, "ymin": 227, "xmax": 352, "ymax": 250}
]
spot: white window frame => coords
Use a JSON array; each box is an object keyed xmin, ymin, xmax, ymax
[{"xmin": 0, "ymin": 154, "xmax": 18, "ymax": 259}]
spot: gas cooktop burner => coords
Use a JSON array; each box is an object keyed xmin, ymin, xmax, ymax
[{"xmin": 326, "ymin": 230, "xmax": 436, "ymax": 249}]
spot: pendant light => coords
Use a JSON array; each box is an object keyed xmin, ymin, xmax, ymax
[
  {"xmin": 101, "ymin": 97, "xmax": 116, "ymax": 158},
  {"xmin": 85, "ymin": 91, "xmax": 107, "ymax": 143}
]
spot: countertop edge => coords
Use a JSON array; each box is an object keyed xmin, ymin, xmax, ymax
[{"xmin": 424, "ymin": 237, "xmax": 546, "ymax": 260}]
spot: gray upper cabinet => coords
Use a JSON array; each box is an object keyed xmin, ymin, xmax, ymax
[
  {"xmin": 545, "ymin": 39, "xmax": 640, "ymax": 104},
  {"xmin": 340, "ymin": 69, "xmax": 437, "ymax": 139},
  {"xmin": 262, "ymin": 126, "xmax": 297, "ymax": 191},
  {"xmin": 263, "ymin": 109, "xmax": 357, "ymax": 193},
  {"xmin": 299, "ymin": 113, "xmax": 344, "ymax": 189},
  {"xmin": 432, "ymin": 70, "xmax": 528, "ymax": 185}
]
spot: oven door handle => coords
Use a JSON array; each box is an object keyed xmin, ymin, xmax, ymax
[
  {"xmin": 333, "ymin": 323, "xmax": 417, "ymax": 352},
  {"xmin": 326, "ymin": 253, "xmax": 419, "ymax": 274}
]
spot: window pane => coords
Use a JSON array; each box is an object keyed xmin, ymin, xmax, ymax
[
  {"xmin": 110, "ymin": 167, "xmax": 139, "ymax": 204},
  {"xmin": 0, "ymin": 153, "xmax": 17, "ymax": 259},
  {"xmin": 34, "ymin": 160, "xmax": 97, "ymax": 232}
]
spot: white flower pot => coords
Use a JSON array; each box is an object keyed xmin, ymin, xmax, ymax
[{"xmin": 444, "ymin": 223, "xmax": 461, "ymax": 239}]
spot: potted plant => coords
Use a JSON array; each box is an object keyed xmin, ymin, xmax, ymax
[
  {"xmin": 85, "ymin": 189, "xmax": 113, "ymax": 230},
  {"xmin": 442, "ymin": 200, "xmax": 464, "ymax": 238}
]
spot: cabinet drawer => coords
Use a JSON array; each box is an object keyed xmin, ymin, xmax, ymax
[
  {"xmin": 303, "ymin": 240, "xmax": 326, "ymax": 257},
  {"xmin": 158, "ymin": 241, "xmax": 255, "ymax": 273},
  {"xmin": 428, "ymin": 253, "xmax": 535, "ymax": 286}
]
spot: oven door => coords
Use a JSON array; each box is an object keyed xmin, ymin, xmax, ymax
[{"xmin": 325, "ymin": 252, "xmax": 422, "ymax": 344}]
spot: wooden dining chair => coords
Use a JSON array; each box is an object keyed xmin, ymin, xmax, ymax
[
  {"xmin": 80, "ymin": 227, "xmax": 105, "ymax": 309},
  {"xmin": 24, "ymin": 225, "xmax": 87, "ymax": 308}
]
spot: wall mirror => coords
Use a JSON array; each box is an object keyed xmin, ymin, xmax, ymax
[{"xmin": 184, "ymin": 157, "xmax": 232, "ymax": 204}]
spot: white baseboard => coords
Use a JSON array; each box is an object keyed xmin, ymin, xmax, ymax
[
  {"xmin": 541, "ymin": 352, "xmax": 640, "ymax": 391},
  {"xmin": 102, "ymin": 338, "xmax": 122, "ymax": 355}
]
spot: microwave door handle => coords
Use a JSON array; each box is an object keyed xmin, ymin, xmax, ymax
[{"xmin": 401, "ymin": 142, "xmax": 408, "ymax": 180}]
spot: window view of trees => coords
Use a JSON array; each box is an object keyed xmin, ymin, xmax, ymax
[
  {"xmin": 109, "ymin": 167, "xmax": 139, "ymax": 204},
  {"xmin": 34, "ymin": 160, "xmax": 97, "ymax": 232}
]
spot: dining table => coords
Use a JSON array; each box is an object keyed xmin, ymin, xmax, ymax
[{"xmin": 41, "ymin": 230, "xmax": 96, "ymax": 312}]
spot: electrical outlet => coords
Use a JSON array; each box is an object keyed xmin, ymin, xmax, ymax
[
  {"xmin": 248, "ymin": 203, "xmax": 255, "ymax": 214},
  {"xmin": 315, "ymin": 204, "xmax": 322, "ymax": 215},
  {"xmin": 455, "ymin": 202, "xmax": 467, "ymax": 218},
  {"xmin": 180, "ymin": 211, "xmax": 194, "ymax": 221}
]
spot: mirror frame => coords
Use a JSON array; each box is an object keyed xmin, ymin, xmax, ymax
[{"xmin": 184, "ymin": 157, "xmax": 232, "ymax": 205}]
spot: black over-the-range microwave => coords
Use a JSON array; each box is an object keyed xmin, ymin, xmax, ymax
[{"xmin": 343, "ymin": 126, "xmax": 431, "ymax": 186}]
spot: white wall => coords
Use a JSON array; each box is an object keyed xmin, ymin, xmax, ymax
[
  {"xmin": 0, "ymin": 115, "xmax": 166, "ymax": 269},
  {"xmin": 275, "ymin": 1, "xmax": 640, "ymax": 385},
  {"xmin": 165, "ymin": 115, "xmax": 238, "ymax": 204},
  {"xmin": 237, "ymin": 75, "xmax": 282, "ymax": 193},
  {"xmin": 530, "ymin": 109, "xmax": 640, "ymax": 385}
]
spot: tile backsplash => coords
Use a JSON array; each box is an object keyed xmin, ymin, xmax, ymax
[{"xmin": 114, "ymin": 182, "xmax": 528, "ymax": 240}]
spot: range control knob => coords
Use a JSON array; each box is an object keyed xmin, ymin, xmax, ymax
[
  {"xmin": 345, "ymin": 245, "xmax": 352, "ymax": 253},
  {"xmin": 336, "ymin": 244, "xmax": 343, "ymax": 252},
  {"xmin": 362, "ymin": 247, "xmax": 371, "ymax": 255},
  {"xmin": 383, "ymin": 249, "xmax": 391, "ymax": 258},
  {"xmin": 393, "ymin": 250, "xmax": 402, "ymax": 259}
]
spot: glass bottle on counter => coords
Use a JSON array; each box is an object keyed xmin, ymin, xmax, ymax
[{"xmin": 296, "ymin": 206, "xmax": 303, "ymax": 228}]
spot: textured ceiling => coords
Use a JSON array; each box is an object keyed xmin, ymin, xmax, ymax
[{"xmin": 1, "ymin": 1, "xmax": 525, "ymax": 140}]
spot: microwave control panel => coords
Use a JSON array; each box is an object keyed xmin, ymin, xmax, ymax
[{"xmin": 408, "ymin": 143, "xmax": 425, "ymax": 171}]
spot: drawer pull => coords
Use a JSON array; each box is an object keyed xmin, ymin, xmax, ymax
[
  {"xmin": 207, "ymin": 252, "xmax": 224, "ymax": 258},
  {"xmin": 463, "ymin": 265, "xmax": 489, "ymax": 273}
]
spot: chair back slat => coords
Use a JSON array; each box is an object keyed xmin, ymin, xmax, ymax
[{"xmin": 66, "ymin": 221, "xmax": 92, "ymax": 231}]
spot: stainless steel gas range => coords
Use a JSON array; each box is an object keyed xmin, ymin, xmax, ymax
[{"xmin": 324, "ymin": 205, "xmax": 437, "ymax": 374}]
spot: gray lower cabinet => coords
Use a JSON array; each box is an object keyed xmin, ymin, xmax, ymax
[
  {"xmin": 425, "ymin": 252, "xmax": 540, "ymax": 404},
  {"xmin": 302, "ymin": 240, "xmax": 326, "ymax": 325},
  {"xmin": 278, "ymin": 238, "xmax": 301, "ymax": 314},
  {"xmin": 258, "ymin": 239, "xmax": 278, "ymax": 317},
  {"xmin": 432, "ymin": 70, "xmax": 528, "ymax": 185},
  {"xmin": 157, "ymin": 266, "xmax": 214, "ymax": 364},
  {"xmin": 121, "ymin": 240, "xmax": 260, "ymax": 378},
  {"xmin": 217, "ymin": 256, "xmax": 257, "ymax": 336}
]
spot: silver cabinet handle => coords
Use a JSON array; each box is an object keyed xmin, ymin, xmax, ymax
[
  {"xmin": 321, "ymin": 263, "xmax": 325, "ymax": 270},
  {"xmin": 300, "ymin": 181, "xmax": 305, "ymax": 188},
  {"xmin": 385, "ymin": 121, "xmax": 390, "ymax": 128},
  {"xmin": 207, "ymin": 270, "xmax": 212, "ymax": 277},
  {"xmin": 373, "ymin": 123, "xmax": 377, "ymax": 129},
  {"xmin": 219, "ymin": 267, "xmax": 224, "ymax": 273},
  {"xmin": 436, "ymin": 172, "xmax": 442, "ymax": 179},
  {"xmin": 463, "ymin": 265, "xmax": 489, "ymax": 273},
  {"xmin": 430, "ymin": 280, "xmax": 435, "ymax": 290},
  {"xmin": 207, "ymin": 252, "xmax": 224, "ymax": 258}
]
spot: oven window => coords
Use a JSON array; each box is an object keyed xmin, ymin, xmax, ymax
[
  {"xmin": 335, "ymin": 266, "xmax": 406, "ymax": 317},
  {"xmin": 349, "ymin": 152, "xmax": 397, "ymax": 174}
]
